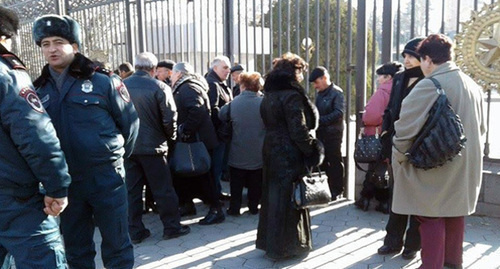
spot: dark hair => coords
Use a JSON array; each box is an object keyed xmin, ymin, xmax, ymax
[
  {"xmin": 376, "ymin": 61, "xmax": 403, "ymax": 77},
  {"xmin": 119, "ymin": 62, "xmax": 134, "ymax": 73},
  {"xmin": 239, "ymin": 72, "xmax": 263, "ymax": 92},
  {"xmin": 416, "ymin": 34, "xmax": 453, "ymax": 65},
  {"xmin": 269, "ymin": 52, "xmax": 308, "ymax": 80}
]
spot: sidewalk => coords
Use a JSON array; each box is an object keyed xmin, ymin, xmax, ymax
[{"xmin": 93, "ymin": 199, "xmax": 500, "ymax": 269}]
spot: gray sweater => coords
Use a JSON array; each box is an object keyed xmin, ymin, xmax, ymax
[{"xmin": 219, "ymin": 90, "xmax": 265, "ymax": 170}]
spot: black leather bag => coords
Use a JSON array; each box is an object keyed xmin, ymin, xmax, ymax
[
  {"xmin": 354, "ymin": 127, "xmax": 382, "ymax": 163},
  {"xmin": 170, "ymin": 139, "xmax": 211, "ymax": 177},
  {"xmin": 405, "ymin": 77, "xmax": 467, "ymax": 170},
  {"xmin": 292, "ymin": 167, "xmax": 332, "ymax": 209},
  {"xmin": 217, "ymin": 103, "xmax": 232, "ymax": 143}
]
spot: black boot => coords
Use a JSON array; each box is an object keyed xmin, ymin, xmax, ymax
[
  {"xmin": 355, "ymin": 197, "xmax": 370, "ymax": 211},
  {"xmin": 375, "ymin": 201, "xmax": 390, "ymax": 214}
]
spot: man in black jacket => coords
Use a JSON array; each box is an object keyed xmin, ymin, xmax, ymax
[
  {"xmin": 309, "ymin": 66, "xmax": 345, "ymax": 200},
  {"xmin": 123, "ymin": 52, "xmax": 190, "ymax": 244}
]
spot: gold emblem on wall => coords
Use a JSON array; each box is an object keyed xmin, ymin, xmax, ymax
[{"xmin": 455, "ymin": 2, "xmax": 500, "ymax": 90}]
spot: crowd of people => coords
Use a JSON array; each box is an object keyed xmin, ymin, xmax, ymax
[{"xmin": 0, "ymin": 6, "xmax": 485, "ymax": 269}]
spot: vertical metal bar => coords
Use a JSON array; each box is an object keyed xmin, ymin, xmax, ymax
[
  {"xmin": 315, "ymin": 0, "xmax": 320, "ymax": 66},
  {"xmin": 200, "ymin": 0, "xmax": 205, "ymax": 73},
  {"xmin": 226, "ymin": 0, "xmax": 234, "ymax": 63},
  {"xmin": 474, "ymin": 0, "xmax": 478, "ymax": 11},
  {"xmin": 245, "ymin": 0, "xmax": 249, "ymax": 65},
  {"xmin": 261, "ymin": 0, "xmax": 265, "ymax": 72},
  {"xmin": 441, "ymin": 0, "xmax": 445, "ymax": 34},
  {"xmin": 186, "ymin": 1, "xmax": 191, "ymax": 63},
  {"xmin": 167, "ymin": 0, "xmax": 172, "ymax": 59},
  {"xmin": 346, "ymin": 0, "xmax": 353, "ymax": 200},
  {"xmin": 278, "ymin": 0, "xmax": 282, "ymax": 56},
  {"xmin": 173, "ymin": 0, "xmax": 178, "ymax": 61},
  {"xmin": 192, "ymin": 1, "xmax": 197, "ymax": 70},
  {"xmin": 396, "ymin": 0, "xmax": 401, "ymax": 61},
  {"xmin": 484, "ymin": 90, "xmax": 492, "ymax": 157},
  {"xmin": 325, "ymin": 0, "xmax": 331, "ymax": 70},
  {"xmin": 295, "ymin": 0, "xmax": 300, "ymax": 54},
  {"xmin": 305, "ymin": 0, "xmax": 310, "ymax": 94},
  {"xmin": 136, "ymin": 0, "xmax": 146, "ymax": 53},
  {"xmin": 336, "ymin": 0, "xmax": 341, "ymax": 84},
  {"xmin": 287, "ymin": 0, "xmax": 291, "ymax": 52},
  {"xmin": 269, "ymin": 0, "xmax": 273, "ymax": 70},
  {"xmin": 382, "ymin": 0, "xmax": 393, "ymax": 63},
  {"xmin": 371, "ymin": 0, "xmax": 376, "ymax": 95},
  {"xmin": 214, "ymin": 1, "xmax": 218, "ymax": 55},
  {"xmin": 125, "ymin": 0, "xmax": 134, "ymax": 62},
  {"xmin": 410, "ymin": 0, "xmax": 415, "ymax": 38},
  {"xmin": 238, "ymin": 0, "xmax": 242, "ymax": 64},
  {"xmin": 456, "ymin": 0, "xmax": 461, "ymax": 34},
  {"xmin": 179, "ymin": 2, "xmax": 184, "ymax": 61},
  {"xmin": 156, "ymin": 2, "xmax": 161, "ymax": 56},
  {"xmin": 253, "ymin": 0, "xmax": 257, "ymax": 70},
  {"xmin": 425, "ymin": 0, "xmax": 429, "ymax": 36}
]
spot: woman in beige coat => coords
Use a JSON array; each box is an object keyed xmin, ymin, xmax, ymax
[{"xmin": 391, "ymin": 34, "xmax": 486, "ymax": 268}]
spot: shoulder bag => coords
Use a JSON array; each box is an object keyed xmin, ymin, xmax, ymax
[
  {"xmin": 292, "ymin": 166, "xmax": 332, "ymax": 209},
  {"xmin": 405, "ymin": 77, "xmax": 467, "ymax": 170},
  {"xmin": 170, "ymin": 134, "xmax": 211, "ymax": 177},
  {"xmin": 354, "ymin": 127, "xmax": 382, "ymax": 163}
]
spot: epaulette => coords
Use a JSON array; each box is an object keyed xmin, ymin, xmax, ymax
[
  {"xmin": 0, "ymin": 53, "xmax": 26, "ymax": 70},
  {"xmin": 94, "ymin": 66, "xmax": 114, "ymax": 77}
]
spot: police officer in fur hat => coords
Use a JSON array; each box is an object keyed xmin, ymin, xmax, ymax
[
  {"xmin": 32, "ymin": 14, "xmax": 139, "ymax": 268},
  {"xmin": 0, "ymin": 7, "xmax": 71, "ymax": 268}
]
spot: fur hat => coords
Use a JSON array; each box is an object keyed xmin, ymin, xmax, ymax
[
  {"xmin": 32, "ymin": 14, "xmax": 81, "ymax": 47},
  {"xmin": 402, "ymin": 37, "xmax": 425, "ymax": 61},
  {"xmin": 376, "ymin": 62, "xmax": 403, "ymax": 77},
  {"xmin": 0, "ymin": 6, "xmax": 19, "ymax": 38},
  {"xmin": 308, "ymin": 66, "xmax": 328, "ymax": 82},
  {"xmin": 157, "ymin": 60, "xmax": 176, "ymax": 70}
]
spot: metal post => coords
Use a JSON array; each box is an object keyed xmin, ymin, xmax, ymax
[
  {"xmin": 346, "ymin": 0, "xmax": 353, "ymax": 200},
  {"xmin": 136, "ymin": 0, "xmax": 146, "ymax": 54},
  {"xmin": 125, "ymin": 0, "xmax": 135, "ymax": 63},
  {"xmin": 382, "ymin": 0, "xmax": 393, "ymax": 63},
  {"xmin": 225, "ymin": 0, "xmax": 234, "ymax": 63},
  {"xmin": 57, "ymin": 0, "xmax": 66, "ymax": 15}
]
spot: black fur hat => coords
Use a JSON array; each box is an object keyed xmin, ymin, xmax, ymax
[
  {"xmin": 376, "ymin": 62, "xmax": 403, "ymax": 77},
  {"xmin": 32, "ymin": 14, "xmax": 81, "ymax": 47},
  {"xmin": 0, "ymin": 6, "xmax": 19, "ymax": 38},
  {"xmin": 402, "ymin": 37, "xmax": 425, "ymax": 61}
]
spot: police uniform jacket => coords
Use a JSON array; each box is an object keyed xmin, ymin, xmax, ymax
[
  {"xmin": 34, "ymin": 53, "xmax": 139, "ymax": 178},
  {"xmin": 315, "ymin": 83, "xmax": 345, "ymax": 140},
  {"xmin": 123, "ymin": 70, "xmax": 177, "ymax": 155},
  {"xmin": 0, "ymin": 44, "xmax": 70, "ymax": 198}
]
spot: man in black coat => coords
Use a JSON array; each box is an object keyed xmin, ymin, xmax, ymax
[
  {"xmin": 309, "ymin": 66, "xmax": 345, "ymax": 199},
  {"xmin": 123, "ymin": 52, "xmax": 190, "ymax": 244}
]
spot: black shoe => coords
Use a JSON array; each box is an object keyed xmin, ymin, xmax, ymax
[
  {"xmin": 377, "ymin": 245, "xmax": 402, "ymax": 255},
  {"xmin": 219, "ymin": 192, "xmax": 231, "ymax": 201},
  {"xmin": 402, "ymin": 249, "xmax": 418, "ymax": 260},
  {"xmin": 199, "ymin": 210, "xmax": 225, "ymax": 225},
  {"xmin": 249, "ymin": 208, "xmax": 259, "ymax": 215},
  {"xmin": 163, "ymin": 225, "xmax": 190, "ymax": 240},
  {"xmin": 131, "ymin": 229, "xmax": 151, "ymax": 244},
  {"xmin": 375, "ymin": 201, "xmax": 390, "ymax": 214},
  {"xmin": 179, "ymin": 204, "xmax": 197, "ymax": 217},
  {"xmin": 226, "ymin": 208, "xmax": 240, "ymax": 216},
  {"xmin": 355, "ymin": 197, "xmax": 370, "ymax": 211}
]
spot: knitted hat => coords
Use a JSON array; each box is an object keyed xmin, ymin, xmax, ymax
[
  {"xmin": 158, "ymin": 60, "xmax": 176, "ymax": 70},
  {"xmin": 32, "ymin": 15, "xmax": 81, "ymax": 47},
  {"xmin": 376, "ymin": 62, "xmax": 403, "ymax": 77},
  {"xmin": 0, "ymin": 6, "xmax": 19, "ymax": 38},
  {"xmin": 308, "ymin": 66, "xmax": 328, "ymax": 82},
  {"xmin": 402, "ymin": 37, "xmax": 425, "ymax": 61}
]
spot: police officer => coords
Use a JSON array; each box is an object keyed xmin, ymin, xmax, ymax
[
  {"xmin": 309, "ymin": 66, "xmax": 346, "ymax": 200},
  {"xmin": 32, "ymin": 14, "xmax": 139, "ymax": 268},
  {"xmin": 0, "ymin": 7, "xmax": 71, "ymax": 268}
]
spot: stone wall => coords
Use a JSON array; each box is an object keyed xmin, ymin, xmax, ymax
[{"xmin": 476, "ymin": 160, "xmax": 500, "ymax": 218}]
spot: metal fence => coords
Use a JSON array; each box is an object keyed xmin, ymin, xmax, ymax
[{"xmin": 2, "ymin": 0, "xmax": 499, "ymax": 186}]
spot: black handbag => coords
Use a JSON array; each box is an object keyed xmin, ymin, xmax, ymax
[
  {"xmin": 405, "ymin": 77, "xmax": 467, "ymax": 170},
  {"xmin": 170, "ymin": 137, "xmax": 211, "ymax": 177},
  {"xmin": 354, "ymin": 127, "xmax": 382, "ymax": 163},
  {"xmin": 217, "ymin": 103, "xmax": 232, "ymax": 143},
  {"xmin": 292, "ymin": 167, "xmax": 332, "ymax": 209}
]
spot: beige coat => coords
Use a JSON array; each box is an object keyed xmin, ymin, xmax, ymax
[{"xmin": 391, "ymin": 62, "xmax": 486, "ymax": 217}]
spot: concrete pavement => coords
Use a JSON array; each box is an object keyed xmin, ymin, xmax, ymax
[{"xmin": 93, "ymin": 198, "xmax": 500, "ymax": 269}]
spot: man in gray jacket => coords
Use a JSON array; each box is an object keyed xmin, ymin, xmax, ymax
[{"xmin": 123, "ymin": 52, "xmax": 190, "ymax": 243}]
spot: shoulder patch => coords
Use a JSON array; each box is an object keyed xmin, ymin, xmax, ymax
[
  {"xmin": 112, "ymin": 77, "xmax": 131, "ymax": 103},
  {"xmin": 1, "ymin": 54, "xmax": 26, "ymax": 70},
  {"xmin": 19, "ymin": 87, "xmax": 44, "ymax": 113}
]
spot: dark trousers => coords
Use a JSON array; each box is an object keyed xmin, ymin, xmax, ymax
[
  {"xmin": 383, "ymin": 163, "xmax": 420, "ymax": 251},
  {"xmin": 228, "ymin": 166, "xmax": 263, "ymax": 212},
  {"xmin": 126, "ymin": 155, "xmax": 181, "ymax": 237},
  {"xmin": 320, "ymin": 137, "xmax": 344, "ymax": 195},
  {"xmin": 60, "ymin": 165, "xmax": 134, "ymax": 269},
  {"xmin": 359, "ymin": 161, "xmax": 390, "ymax": 202},
  {"xmin": 0, "ymin": 194, "xmax": 66, "ymax": 268},
  {"xmin": 417, "ymin": 216, "xmax": 464, "ymax": 268}
]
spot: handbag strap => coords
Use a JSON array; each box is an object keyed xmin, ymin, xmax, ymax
[{"xmin": 428, "ymin": 77, "xmax": 445, "ymax": 96}]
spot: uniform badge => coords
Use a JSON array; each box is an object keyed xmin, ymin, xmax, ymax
[
  {"xmin": 81, "ymin": 80, "xmax": 93, "ymax": 93},
  {"xmin": 113, "ymin": 78, "xmax": 131, "ymax": 103},
  {"xmin": 19, "ymin": 87, "xmax": 44, "ymax": 113}
]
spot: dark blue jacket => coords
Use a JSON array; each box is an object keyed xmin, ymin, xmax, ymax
[
  {"xmin": 34, "ymin": 53, "xmax": 139, "ymax": 178},
  {"xmin": 0, "ymin": 44, "xmax": 70, "ymax": 198},
  {"xmin": 123, "ymin": 70, "xmax": 177, "ymax": 155},
  {"xmin": 315, "ymin": 83, "xmax": 345, "ymax": 139}
]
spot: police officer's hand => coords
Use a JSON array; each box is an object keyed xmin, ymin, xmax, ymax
[{"xmin": 44, "ymin": 196, "xmax": 69, "ymax": 216}]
